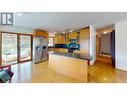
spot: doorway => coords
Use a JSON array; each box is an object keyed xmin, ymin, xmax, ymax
[
  {"xmin": 1, "ymin": 32, "xmax": 33, "ymax": 65},
  {"xmin": 96, "ymin": 29, "xmax": 115, "ymax": 67},
  {"xmin": 100, "ymin": 32, "xmax": 111, "ymax": 56}
]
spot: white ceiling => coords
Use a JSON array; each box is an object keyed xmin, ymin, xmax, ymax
[{"xmin": 1, "ymin": 12, "xmax": 127, "ymax": 33}]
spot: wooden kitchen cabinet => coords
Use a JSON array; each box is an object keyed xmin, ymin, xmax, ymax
[
  {"xmin": 53, "ymin": 48, "xmax": 68, "ymax": 53},
  {"xmin": 65, "ymin": 33, "xmax": 70, "ymax": 44},
  {"xmin": 69, "ymin": 31, "xmax": 77, "ymax": 39},
  {"xmin": 80, "ymin": 27, "xmax": 90, "ymax": 54},
  {"xmin": 54, "ymin": 34, "xmax": 65, "ymax": 44},
  {"xmin": 54, "ymin": 35, "xmax": 58, "ymax": 44},
  {"xmin": 34, "ymin": 30, "xmax": 48, "ymax": 38},
  {"xmin": 49, "ymin": 53, "xmax": 88, "ymax": 82},
  {"xmin": 54, "ymin": 31, "xmax": 79, "ymax": 44},
  {"xmin": 60, "ymin": 34, "xmax": 65, "ymax": 44}
]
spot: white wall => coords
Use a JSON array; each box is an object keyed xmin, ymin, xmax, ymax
[
  {"xmin": 90, "ymin": 26, "xmax": 96, "ymax": 65},
  {"xmin": 115, "ymin": 20, "xmax": 127, "ymax": 71},
  {"xmin": 100, "ymin": 33, "xmax": 111, "ymax": 54}
]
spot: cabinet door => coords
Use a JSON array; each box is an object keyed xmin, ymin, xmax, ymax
[
  {"xmin": 55, "ymin": 34, "xmax": 65, "ymax": 44},
  {"xmin": 80, "ymin": 28, "xmax": 90, "ymax": 54},
  {"xmin": 66, "ymin": 34, "xmax": 70, "ymax": 44},
  {"xmin": 58, "ymin": 35, "xmax": 61, "ymax": 44},
  {"xmin": 54, "ymin": 35, "xmax": 58, "ymax": 44},
  {"xmin": 61, "ymin": 34, "xmax": 65, "ymax": 44}
]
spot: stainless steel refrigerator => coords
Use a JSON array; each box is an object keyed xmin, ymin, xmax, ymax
[{"xmin": 34, "ymin": 37, "xmax": 48, "ymax": 63}]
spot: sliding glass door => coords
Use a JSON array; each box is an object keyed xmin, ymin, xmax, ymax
[
  {"xmin": 19, "ymin": 35, "xmax": 32, "ymax": 62},
  {"xmin": 1, "ymin": 32, "xmax": 33, "ymax": 65},
  {"xmin": 2, "ymin": 33, "xmax": 18, "ymax": 65}
]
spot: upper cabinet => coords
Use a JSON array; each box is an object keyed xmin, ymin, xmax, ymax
[
  {"xmin": 65, "ymin": 33, "xmax": 70, "ymax": 44},
  {"xmin": 69, "ymin": 31, "xmax": 80, "ymax": 44},
  {"xmin": 69, "ymin": 32, "xmax": 77, "ymax": 39},
  {"xmin": 54, "ymin": 34, "xmax": 65, "ymax": 44},
  {"xmin": 54, "ymin": 35, "xmax": 58, "ymax": 44},
  {"xmin": 54, "ymin": 27, "xmax": 90, "ymax": 55},
  {"xmin": 34, "ymin": 30, "xmax": 49, "ymax": 38},
  {"xmin": 54, "ymin": 31, "xmax": 79, "ymax": 44}
]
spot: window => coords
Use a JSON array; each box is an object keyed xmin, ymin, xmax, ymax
[{"xmin": 48, "ymin": 37, "xmax": 54, "ymax": 47}]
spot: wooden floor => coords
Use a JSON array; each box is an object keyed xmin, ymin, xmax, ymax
[
  {"xmin": 11, "ymin": 61, "xmax": 81, "ymax": 83},
  {"xmin": 10, "ymin": 56, "xmax": 127, "ymax": 83},
  {"xmin": 88, "ymin": 56, "xmax": 127, "ymax": 83}
]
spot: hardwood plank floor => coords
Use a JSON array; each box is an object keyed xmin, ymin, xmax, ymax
[
  {"xmin": 10, "ymin": 57, "xmax": 127, "ymax": 83},
  {"xmin": 88, "ymin": 56, "xmax": 127, "ymax": 83},
  {"xmin": 11, "ymin": 61, "xmax": 81, "ymax": 83}
]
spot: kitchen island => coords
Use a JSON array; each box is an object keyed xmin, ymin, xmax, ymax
[{"xmin": 48, "ymin": 52, "xmax": 92, "ymax": 82}]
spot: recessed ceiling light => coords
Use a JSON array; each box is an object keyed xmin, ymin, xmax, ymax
[
  {"xmin": 17, "ymin": 12, "xmax": 22, "ymax": 16},
  {"xmin": 103, "ymin": 31, "xmax": 108, "ymax": 34},
  {"xmin": 70, "ymin": 30, "xmax": 73, "ymax": 32}
]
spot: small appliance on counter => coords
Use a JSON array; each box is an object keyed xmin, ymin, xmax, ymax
[{"xmin": 34, "ymin": 37, "xmax": 48, "ymax": 63}]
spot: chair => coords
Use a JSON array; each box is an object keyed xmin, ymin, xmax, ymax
[{"xmin": 0, "ymin": 65, "xmax": 14, "ymax": 83}]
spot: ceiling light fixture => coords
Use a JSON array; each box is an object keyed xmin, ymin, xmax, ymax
[
  {"xmin": 103, "ymin": 31, "xmax": 108, "ymax": 34},
  {"xmin": 70, "ymin": 30, "xmax": 73, "ymax": 32}
]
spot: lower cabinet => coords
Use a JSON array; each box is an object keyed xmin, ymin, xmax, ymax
[
  {"xmin": 48, "ymin": 54, "xmax": 88, "ymax": 82},
  {"xmin": 53, "ymin": 48, "xmax": 68, "ymax": 53}
]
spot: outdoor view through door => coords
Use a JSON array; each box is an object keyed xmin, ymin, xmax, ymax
[
  {"xmin": 1, "ymin": 32, "xmax": 33, "ymax": 65},
  {"xmin": 2, "ymin": 33, "xmax": 18, "ymax": 65},
  {"xmin": 19, "ymin": 35, "xmax": 32, "ymax": 62}
]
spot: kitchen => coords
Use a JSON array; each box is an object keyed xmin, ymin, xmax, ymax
[
  {"xmin": 47, "ymin": 26, "xmax": 96, "ymax": 82},
  {"xmin": 1, "ymin": 12, "xmax": 127, "ymax": 83},
  {"xmin": 0, "ymin": 26, "xmax": 96, "ymax": 83}
]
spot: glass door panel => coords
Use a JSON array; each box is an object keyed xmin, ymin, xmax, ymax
[
  {"xmin": 2, "ymin": 33, "xmax": 17, "ymax": 65},
  {"xmin": 19, "ymin": 35, "xmax": 32, "ymax": 62}
]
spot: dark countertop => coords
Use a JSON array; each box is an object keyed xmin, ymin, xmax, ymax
[{"xmin": 48, "ymin": 51, "xmax": 93, "ymax": 61}]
